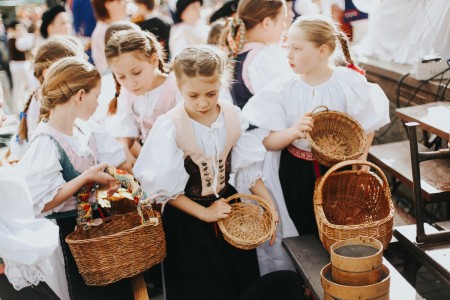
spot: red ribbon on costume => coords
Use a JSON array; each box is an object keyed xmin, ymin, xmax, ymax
[{"xmin": 347, "ymin": 63, "xmax": 366, "ymax": 76}]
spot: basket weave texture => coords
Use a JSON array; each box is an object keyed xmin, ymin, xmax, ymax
[
  {"xmin": 217, "ymin": 194, "xmax": 277, "ymax": 250},
  {"xmin": 306, "ymin": 107, "xmax": 367, "ymax": 167},
  {"xmin": 65, "ymin": 211, "xmax": 166, "ymax": 286},
  {"xmin": 314, "ymin": 160, "xmax": 394, "ymax": 252}
]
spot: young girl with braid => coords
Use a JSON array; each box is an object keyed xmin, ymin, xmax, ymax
[
  {"xmin": 104, "ymin": 29, "xmax": 180, "ymax": 158},
  {"xmin": 222, "ymin": 0, "xmax": 292, "ymax": 110},
  {"xmin": 10, "ymin": 37, "xmax": 85, "ymax": 159},
  {"xmin": 16, "ymin": 57, "xmax": 133, "ymax": 300},
  {"xmin": 243, "ymin": 15, "xmax": 390, "ymax": 237}
]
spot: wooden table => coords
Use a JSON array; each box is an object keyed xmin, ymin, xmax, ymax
[
  {"xmin": 282, "ymin": 236, "xmax": 424, "ymax": 300},
  {"xmin": 359, "ymin": 57, "xmax": 450, "ymax": 106},
  {"xmin": 396, "ymin": 101, "xmax": 450, "ymax": 140}
]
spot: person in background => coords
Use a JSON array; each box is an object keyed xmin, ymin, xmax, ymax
[
  {"xmin": 91, "ymin": 0, "xmax": 127, "ymax": 75},
  {"xmin": 169, "ymin": 0, "xmax": 210, "ymax": 57},
  {"xmin": 40, "ymin": 5, "xmax": 73, "ymax": 39},
  {"xmin": 132, "ymin": 0, "xmax": 172, "ymax": 60},
  {"xmin": 6, "ymin": 20, "xmax": 35, "ymax": 114}
]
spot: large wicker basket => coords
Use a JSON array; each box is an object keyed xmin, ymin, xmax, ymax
[
  {"xmin": 306, "ymin": 106, "xmax": 366, "ymax": 167},
  {"xmin": 314, "ymin": 160, "xmax": 394, "ymax": 252},
  {"xmin": 65, "ymin": 211, "xmax": 166, "ymax": 286},
  {"xmin": 217, "ymin": 194, "xmax": 277, "ymax": 250}
]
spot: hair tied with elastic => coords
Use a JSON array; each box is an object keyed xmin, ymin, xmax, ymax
[
  {"xmin": 115, "ymin": 93, "xmax": 120, "ymax": 98},
  {"xmin": 225, "ymin": 17, "xmax": 246, "ymax": 57},
  {"xmin": 19, "ymin": 111, "xmax": 27, "ymax": 120},
  {"xmin": 347, "ymin": 63, "xmax": 365, "ymax": 76}
]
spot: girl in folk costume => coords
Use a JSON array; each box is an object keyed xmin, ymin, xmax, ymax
[
  {"xmin": 222, "ymin": 0, "xmax": 297, "ymax": 275},
  {"xmin": 0, "ymin": 87, "xmax": 59, "ymax": 300},
  {"xmin": 222, "ymin": 0, "xmax": 292, "ymax": 109},
  {"xmin": 16, "ymin": 57, "xmax": 133, "ymax": 300},
  {"xmin": 243, "ymin": 15, "xmax": 390, "ymax": 237},
  {"xmin": 133, "ymin": 45, "xmax": 277, "ymax": 300},
  {"xmin": 10, "ymin": 36, "xmax": 129, "ymax": 172},
  {"xmin": 10, "ymin": 36, "xmax": 85, "ymax": 159},
  {"xmin": 104, "ymin": 29, "xmax": 180, "ymax": 157}
]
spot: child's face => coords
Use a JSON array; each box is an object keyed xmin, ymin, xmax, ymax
[
  {"xmin": 178, "ymin": 74, "xmax": 221, "ymax": 120},
  {"xmin": 78, "ymin": 81, "xmax": 101, "ymax": 121},
  {"xmin": 180, "ymin": 1, "xmax": 202, "ymax": 24},
  {"xmin": 287, "ymin": 27, "xmax": 323, "ymax": 75},
  {"xmin": 47, "ymin": 12, "xmax": 72, "ymax": 36},
  {"xmin": 109, "ymin": 52, "xmax": 158, "ymax": 95}
]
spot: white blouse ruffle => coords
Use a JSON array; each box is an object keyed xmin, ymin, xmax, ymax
[
  {"xmin": 133, "ymin": 103, "xmax": 266, "ymax": 203},
  {"xmin": 243, "ymin": 67, "xmax": 390, "ymax": 151}
]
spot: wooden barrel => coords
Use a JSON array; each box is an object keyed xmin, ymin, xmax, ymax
[
  {"xmin": 321, "ymin": 263, "xmax": 390, "ymax": 300},
  {"xmin": 330, "ymin": 237, "xmax": 383, "ymax": 286}
]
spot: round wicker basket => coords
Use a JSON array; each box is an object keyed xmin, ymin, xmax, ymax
[
  {"xmin": 306, "ymin": 106, "xmax": 367, "ymax": 167},
  {"xmin": 314, "ymin": 160, "xmax": 394, "ymax": 252},
  {"xmin": 217, "ymin": 194, "xmax": 277, "ymax": 250},
  {"xmin": 65, "ymin": 211, "xmax": 166, "ymax": 286}
]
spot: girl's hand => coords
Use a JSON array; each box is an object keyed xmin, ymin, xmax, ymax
[
  {"xmin": 118, "ymin": 156, "xmax": 135, "ymax": 175},
  {"xmin": 82, "ymin": 163, "xmax": 117, "ymax": 186},
  {"xmin": 202, "ymin": 199, "xmax": 231, "ymax": 223},
  {"xmin": 289, "ymin": 113, "xmax": 313, "ymax": 140}
]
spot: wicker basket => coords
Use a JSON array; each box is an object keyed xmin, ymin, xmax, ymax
[
  {"xmin": 217, "ymin": 193, "xmax": 277, "ymax": 250},
  {"xmin": 306, "ymin": 106, "xmax": 367, "ymax": 167},
  {"xmin": 314, "ymin": 160, "xmax": 394, "ymax": 252},
  {"xmin": 65, "ymin": 211, "xmax": 166, "ymax": 286}
]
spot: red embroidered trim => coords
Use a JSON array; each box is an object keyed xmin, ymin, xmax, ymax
[{"xmin": 287, "ymin": 145, "xmax": 314, "ymax": 161}]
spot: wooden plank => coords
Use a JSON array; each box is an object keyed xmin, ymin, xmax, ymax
[
  {"xmin": 394, "ymin": 224, "xmax": 450, "ymax": 289},
  {"xmin": 282, "ymin": 236, "xmax": 424, "ymax": 300},
  {"xmin": 396, "ymin": 102, "xmax": 450, "ymax": 140},
  {"xmin": 368, "ymin": 141, "xmax": 450, "ymax": 202},
  {"xmin": 131, "ymin": 274, "xmax": 149, "ymax": 300}
]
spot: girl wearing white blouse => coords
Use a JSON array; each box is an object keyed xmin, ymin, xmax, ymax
[
  {"xmin": 133, "ymin": 45, "xmax": 277, "ymax": 300},
  {"xmin": 243, "ymin": 15, "xmax": 390, "ymax": 236},
  {"xmin": 223, "ymin": 0, "xmax": 292, "ymax": 110},
  {"xmin": 104, "ymin": 29, "xmax": 180, "ymax": 157},
  {"xmin": 16, "ymin": 57, "xmax": 133, "ymax": 300}
]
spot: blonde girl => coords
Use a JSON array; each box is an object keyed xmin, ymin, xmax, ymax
[
  {"xmin": 104, "ymin": 29, "xmax": 180, "ymax": 157},
  {"xmin": 222, "ymin": 0, "xmax": 292, "ymax": 109},
  {"xmin": 10, "ymin": 37, "xmax": 85, "ymax": 159},
  {"xmin": 133, "ymin": 45, "xmax": 277, "ymax": 300},
  {"xmin": 243, "ymin": 15, "xmax": 389, "ymax": 237},
  {"xmin": 16, "ymin": 57, "xmax": 133, "ymax": 300}
]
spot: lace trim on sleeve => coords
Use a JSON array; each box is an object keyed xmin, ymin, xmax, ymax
[{"xmin": 4, "ymin": 259, "xmax": 53, "ymax": 290}]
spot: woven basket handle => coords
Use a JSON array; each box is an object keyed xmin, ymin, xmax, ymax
[
  {"xmin": 225, "ymin": 193, "xmax": 276, "ymax": 215},
  {"xmin": 316, "ymin": 160, "xmax": 391, "ymax": 204},
  {"xmin": 310, "ymin": 105, "xmax": 329, "ymax": 115}
]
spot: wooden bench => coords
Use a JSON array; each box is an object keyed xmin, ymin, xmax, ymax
[
  {"xmin": 368, "ymin": 140, "xmax": 450, "ymax": 202},
  {"xmin": 393, "ymin": 224, "xmax": 450, "ymax": 289},
  {"xmin": 282, "ymin": 235, "xmax": 424, "ymax": 300}
]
